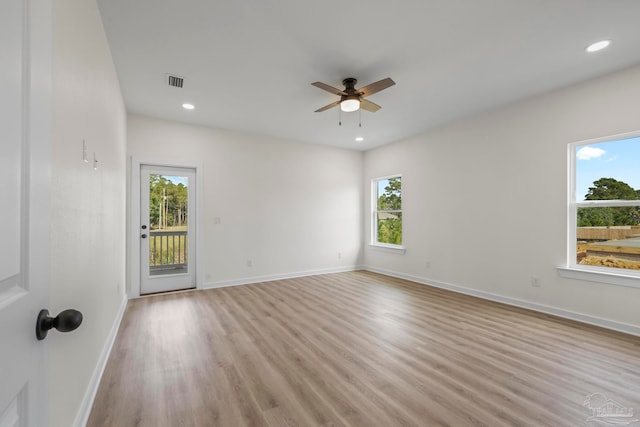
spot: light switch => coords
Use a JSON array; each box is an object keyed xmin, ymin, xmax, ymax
[{"xmin": 82, "ymin": 140, "xmax": 88, "ymax": 163}]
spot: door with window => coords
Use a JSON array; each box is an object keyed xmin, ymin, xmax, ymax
[{"xmin": 140, "ymin": 166, "xmax": 196, "ymax": 294}]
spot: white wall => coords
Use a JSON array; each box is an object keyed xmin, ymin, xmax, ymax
[
  {"xmin": 128, "ymin": 115, "xmax": 363, "ymax": 289},
  {"xmin": 364, "ymin": 64, "xmax": 640, "ymax": 333},
  {"xmin": 51, "ymin": 0, "xmax": 127, "ymax": 425}
]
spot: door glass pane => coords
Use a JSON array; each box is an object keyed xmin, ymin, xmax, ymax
[{"xmin": 149, "ymin": 174, "xmax": 188, "ymax": 276}]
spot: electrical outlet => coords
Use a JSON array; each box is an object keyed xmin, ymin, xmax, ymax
[
  {"xmin": 338, "ymin": 252, "xmax": 342, "ymax": 259},
  {"xmin": 531, "ymin": 276, "xmax": 541, "ymax": 288},
  {"xmin": 425, "ymin": 261, "xmax": 431, "ymax": 268},
  {"xmin": 247, "ymin": 259, "xmax": 253, "ymax": 267}
]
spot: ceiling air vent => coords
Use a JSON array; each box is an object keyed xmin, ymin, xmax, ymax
[{"xmin": 166, "ymin": 74, "xmax": 184, "ymax": 88}]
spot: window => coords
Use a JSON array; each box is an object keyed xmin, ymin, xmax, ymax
[
  {"xmin": 372, "ymin": 175, "xmax": 403, "ymax": 247},
  {"xmin": 568, "ymin": 133, "xmax": 640, "ymax": 279}
]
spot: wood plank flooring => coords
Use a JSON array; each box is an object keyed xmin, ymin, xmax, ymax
[{"xmin": 87, "ymin": 271, "xmax": 640, "ymax": 426}]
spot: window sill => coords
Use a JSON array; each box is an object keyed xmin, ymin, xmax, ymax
[
  {"xmin": 369, "ymin": 244, "xmax": 406, "ymax": 254},
  {"xmin": 557, "ymin": 266, "xmax": 640, "ymax": 289}
]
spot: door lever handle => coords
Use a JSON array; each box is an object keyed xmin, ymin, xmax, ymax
[{"xmin": 36, "ymin": 309, "xmax": 83, "ymax": 340}]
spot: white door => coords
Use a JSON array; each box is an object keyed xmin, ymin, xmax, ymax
[
  {"xmin": 0, "ymin": 0, "xmax": 51, "ymax": 425},
  {"xmin": 140, "ymin": 166, "xmax": 197, "ymax": 294}
]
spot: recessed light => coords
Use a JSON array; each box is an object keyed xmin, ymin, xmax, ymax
[
  {"xmin": 585, "ymin": 40, "xmax": 611, "ymax": 53},
  {"xmin": 355, "ymin": 136, "xmax": 364, "ymax": 142},
  {"xmin": 182, "ymin": 103, "xmax": 195, "ymax": 110}
]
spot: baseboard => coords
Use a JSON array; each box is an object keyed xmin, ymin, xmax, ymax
[
  {"xmin": 365, "ymin": 266, "xmax": 640, "ymax": 337},
  {"xmin": 203, "ymin": 265, "xmax": 364, "ymax": 289},
  {"xmin": 73, "ymin": 295, "xmax": 128, "ymax": 427}
]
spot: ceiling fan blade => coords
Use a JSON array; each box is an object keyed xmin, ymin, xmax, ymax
[
  {"xmin": 358, "ymin": 77, "xmax": 395, "ymax": 97},
  {"xmin": 360, "ymin": 99, "xmax": 381, "ymax": 112},
  {"xmin": 311, "ymin": 81, "xmax": 347, "ymax": 96},
  {"xmin": 314, "ymin": 100, "xmax": 341, "ymax": 112}
]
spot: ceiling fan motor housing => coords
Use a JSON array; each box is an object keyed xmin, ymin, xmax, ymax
[
  {"xmin": 342, "ymin": 78, "xmax": 358, "ymax": 91},
  {"xmin": 341, "ymin": 78, "xmax": 360, "ymax": 103}
]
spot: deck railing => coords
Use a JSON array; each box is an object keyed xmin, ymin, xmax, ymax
[{"xmin": 149, "ymin": 230, "xmax": 188, "ymax": 272}]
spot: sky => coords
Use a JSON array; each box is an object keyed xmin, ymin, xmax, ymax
[
  {"xmin": 575, "ymin": 136, "xmax": 640, "ymax": 201},
  {"xmin": 164, "ymin": 175, "xmax": 188, "ymax": 187},
  {"xmin": 378, "ymin": 178, "xmax": 389, "ymax": 197}
]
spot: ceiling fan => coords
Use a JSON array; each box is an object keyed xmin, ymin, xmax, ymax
[{"xmin": 311, "ymin": 77, "xmax": 395, "ymax": 113}]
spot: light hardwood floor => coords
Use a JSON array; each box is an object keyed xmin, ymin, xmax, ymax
[{"xmin": 87, "ymin": 271, "xmax": 640, "ymax": 426}]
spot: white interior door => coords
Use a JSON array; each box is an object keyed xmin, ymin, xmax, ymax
[
  {"xmin": 0, "ymin": 0, "xmax": 51, "ymax": 425},
  {"xmin": 140, "ymin": 165, "xmax": 197, "ymax": 294}
]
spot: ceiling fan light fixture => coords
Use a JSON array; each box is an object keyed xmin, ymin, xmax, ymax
[{"xmin": 340, "ymin": 98, "xmax": 360, "ymax": 112}]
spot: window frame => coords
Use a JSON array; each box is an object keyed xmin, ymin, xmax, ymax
[
  {"xmin": 564, "ymin": 131, "xmax": 640, "ymax": 286},
  {"xmin": 371, "ymin": 174, "xmax": 404, "ymax": 250}
]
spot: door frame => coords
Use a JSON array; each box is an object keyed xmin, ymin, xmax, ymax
[{"xmin": 129, "ymin": 157, "xmax": 203, "ymax": 298}]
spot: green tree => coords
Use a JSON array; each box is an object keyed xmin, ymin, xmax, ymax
[
  {"xmin": 579, "ymin": 177, "xmax": 640, "ymax": 226},
  {"xmin": 585, "ymin": 178, "xmax": 638, "ymax": 201},
  {"xmin": 577, "ymin": 207, "xmax": 614, "ymax": 227},
  {"xmin": 173, "ymin": 183, "xmax": 188, "ymax": 226},
  {"xmin": 149, "ymin": 175, "xmax": 188, "ymax": 229},
  {"xmin": 377, "ymin": 177, "xmax": 402, "ymax": 210}
]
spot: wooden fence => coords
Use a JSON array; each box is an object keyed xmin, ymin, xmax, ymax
[{"xmin": 577, "ymin": 226, "xmax": 640, "ymax": 241}]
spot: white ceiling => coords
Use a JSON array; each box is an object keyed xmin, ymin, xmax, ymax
[{"xmin": 97, "ymin": 0, "xmax": 640, "ymax": 150}]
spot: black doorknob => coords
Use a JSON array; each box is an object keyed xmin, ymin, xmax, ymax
[
  {"xmin": 141, "ymin": 233, "xmax": 147, "ymax": 238},
  {"xmin": 36, "ymin": 309, "xmax": 83, "ymax": 340}
]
